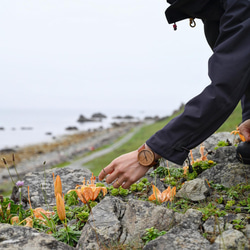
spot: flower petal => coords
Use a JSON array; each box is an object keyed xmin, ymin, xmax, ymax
[{"xmin": 161, "ymin": 186, "xmax": 171, "ymax": 202}]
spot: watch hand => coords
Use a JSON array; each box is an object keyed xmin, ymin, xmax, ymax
[{"xmin": 143, "ymin": 151, "xmax": 148, "ymax": 161}]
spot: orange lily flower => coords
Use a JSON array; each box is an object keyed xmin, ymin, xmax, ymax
[
  {"xmin": 53, "ymin": 173, "xmax": 62, "ymax": 197},
  {"xmin": 148, "ymin": 185, "xmax": 176, "ymax": 203},
  {"xmin": 33, "ymin": 207, "xmax": 55, "ymax": 220},
  {"xmin": 68, "ymin": 173, "xmax": 107, "ymax": 203},
  {"xmin": 56, "ymin": 193, "xmax": 66, "ymax": 221},
  {"xmin": 231, "ymin": 127, "xmax": 246, "ymax": 142},
  {"xmin": 11, "ymin": 216, "xmax": 19, "ymax": 225}
]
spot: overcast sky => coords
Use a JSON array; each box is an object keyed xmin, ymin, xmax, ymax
[{"xmin": 0, "ymin": 0, "xmax": 212, "ymax": 116}]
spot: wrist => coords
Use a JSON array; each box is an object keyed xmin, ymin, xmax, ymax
[{"xmin": 144, "ymin": 143, "xmax": 161, "ymax": 161}]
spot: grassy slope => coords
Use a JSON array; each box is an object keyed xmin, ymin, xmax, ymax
[{"xmin": 87, "ymin": 102, "xmax": 242, "ymax": 175}]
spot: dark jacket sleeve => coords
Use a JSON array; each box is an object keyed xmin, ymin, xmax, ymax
[{"xmin": 147, "ymin": 0, "xmax": 250, "ymax": 165}]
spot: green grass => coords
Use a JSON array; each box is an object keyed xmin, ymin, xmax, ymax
[
  {"xmin": 86, "ymin": 102, "xmax": 242, "ymax": 175},
  {"xmin": 217, "ymin": 102, "xmax": 242, "ymax": 132},
  {"xmin": 51, "ymin": 161, "xmax": 71, "ymax": 169}
]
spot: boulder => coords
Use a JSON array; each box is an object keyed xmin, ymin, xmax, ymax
[
  {"xmin": 0, "ymin": 224, "xmax": 74, "ymax": 250},
  {"xmin": 11, "ymin": 167, "xmax": 92, "ymax": 209},
  {"xmin": 199, "ymin": 163, "xmax": 250, "ymax": 188},
  {"xmin": 210, "ymin": 229, "xmax": 249, "ymax": 250},
  {"xmin": 176, "ymin": 178, "xmax": 211, "ymax": 201}
]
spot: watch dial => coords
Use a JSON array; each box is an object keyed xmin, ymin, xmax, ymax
[{"xmin": 138, "ymin": 149, "xmax": 155, "ymax": 166}]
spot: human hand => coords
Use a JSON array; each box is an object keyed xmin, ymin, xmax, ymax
[
  {"xmin": 238, "ymin": 119, "xmax": 250, "ymax": 141},
  {"xmin": 98, "ymin": 150, "xmax": 151, "ymax": 189}
]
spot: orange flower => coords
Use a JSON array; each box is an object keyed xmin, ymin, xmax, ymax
[
  {"xmin": 11, "ymin": 216, "xmax": 19, "ymax": 225},
  {"xmin": 68, "ymin": 173, "xmax": 107, "ymax": 203},
  {"xmin": 53, "ymin": 174, "xmax": 62, "ymax": 197},
  {"xmin": 56, "ymin": 193, "xmax": 66, "ymax": 221},
  {"xmin": 33, "ymin": 207, "xmax": 55, "ymax": 220},
  {"xmin": 231, "ymin": 127, "xmax": 246, "ymax": 142},
  {"xmin": 199, "ymin": 145, "xmax": 207, "ymax": 161},
  {"xmin": 190, "ymin": 150, "xmax": 194, "ymax": 165},
  {"xmin": 183, "ymin": 165, "xmax": 189, "ymax": 175},
  {"xmin": 148, "ymin": 185, "xmax": 176, "ymax": 203},
  {"xmin": 24, "ymin": 217, "xmax": 33, "ymax": 228},
  {"xmin": 192, "ymin": 144, "xmax": 208, "ymax": 163}
]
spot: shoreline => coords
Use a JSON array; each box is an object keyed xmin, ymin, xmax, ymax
[{"xmin": 0, "ymin": 121, "xmax": 143, "ymax": 187}]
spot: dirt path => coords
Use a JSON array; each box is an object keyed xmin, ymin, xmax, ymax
[{"xmin": 67, "ymin": 124, "xmax": 143, "ymax": 169}]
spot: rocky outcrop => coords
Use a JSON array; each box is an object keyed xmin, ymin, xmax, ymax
[
  {"xmin": 2, "ymin": 132, "xmax": 250, "ymax": 249},
  {"xmin": 0, "ymin": 223, "xmax": 74, "ymax": 250},
  {"xmin": 91, "ymin": 113, "xmax": 107, "ymax": 119},
  {"xmin": 11, "ymin": 168, "xmax": 92, "ymax": 209}
]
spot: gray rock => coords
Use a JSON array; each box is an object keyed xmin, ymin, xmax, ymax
[
  {"xmin": 213, "ymin": 146, "xmax": 238, "ymax": 163},
  {"xmin": 143, "ymin": 209, "xmax": 210, "ymax": 250},
  {"xmin": 11, "ymin": 167, "xmax": 92, "ymax": 209},
  {"xmin": 143, "ymin": 230, "xmax": 210, "ymax": 250},
  {"xmin": 210, "ymin": 229, "xmax": 249, "ymax": 250},
  {"xmin": 176, "ymin": 178, "xmax": 211, "ymax": 201},
  {"xmin": 0, "ymin": 223, "xmax": 74, "ymax": 250},
  {"xmin": 203, "ymin": 216, "xmax": 225, "ymax": 234},
  {"xmin": 77, "ymin": 196, "xmax": 176, "ymax": 249},
  {"xmin": 199, "ymin": 163, "xmax": 250, "ymax": 188},
  {"xmin": 203, "ymin": 132, "xmax": 236, "ymax": 152}
]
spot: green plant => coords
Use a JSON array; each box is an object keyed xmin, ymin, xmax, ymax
[
  {"xmin": 110, "ymin": 188, "xmax": 119, "ymax": 196},
  {"xmin": 53, "ymin": 224, "xmax": 82, "ymax": 247},
  {"xmin": 141, "ymin": 227, "xmax": 167, "ymax": 244},
  {"xmin": 150, "ymin": 166, "xmax": 169, "ymax": 178},
  {"xmin": 198, "ymin": 203, "xmax": 227, "ymax": 221},
  {"xmin": 76, "ymin": 211, "xmax": 89, "ymax": 222},
  {"xmin": 232, "ymin": 219, "xmax": 245, "ymax": 230},
  {"xmin": 65, "ymin": 191, "xmax": 79, "ymax": 206},
  {"xmin": 217, "ymin": 196, "xmax": 224, "ymax": 204},
  {"xmin": 0, "ymin": 197, "xmax": 21, "ymax": 224},
  {"xmin": 225, "ymin": 200, "xmax": 235, "ymax": 210},
  {"xmin": 214, "ymin": 140, "xmax": 230, "ymax": 150},
  {"xmin": 227, "ymin": 189, "xmax": 239, "ymax": 199},
  {"xmin": 40, "ymin": 212, "xmax": 57, "ymax": 234},
  {"xmin": 130, "ymin": 183, "xmax": 137, "ymax": 192},
  {"xmin": 234, "ymin": 207, "xmax": 241, "ymax": 213},
  {"xmin": 173, "ymin": 199, "xmax": 190, "ymax": 213}
]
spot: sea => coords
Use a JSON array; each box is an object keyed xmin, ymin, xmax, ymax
[{"xmin": 0, "ymin": 108, "xmax": 171, "ymax": 150}]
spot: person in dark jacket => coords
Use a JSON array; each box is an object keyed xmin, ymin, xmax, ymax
[{"xmin": 99, "ymin": 0, "xmax": 250, "ymax": 189}]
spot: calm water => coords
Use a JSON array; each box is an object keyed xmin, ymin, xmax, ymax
[{"xmin": 0, "ymin": 108, "xmax": 169, "ymax": 149}]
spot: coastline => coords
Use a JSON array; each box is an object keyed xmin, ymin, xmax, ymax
[{"xmin": 0, "ymin": 121, "xmax": 143, "ymax": 187}]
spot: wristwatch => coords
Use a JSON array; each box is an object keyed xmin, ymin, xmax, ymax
[{"xmin": 137, "ymin": 144, "xmax": 159, "ymax": 167}]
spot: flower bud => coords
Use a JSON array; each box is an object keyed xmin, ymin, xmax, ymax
[
  {"xmin": 56, "ymin": 193, "xmax": 66, "ymax": 221},
  {"xmin": 6, "ymin": 203, "xmax": 11, "ymax": 216},
  {"xmin": 54, "ymin": 175, "xmax": 62, "ymax": 197},
  {"xmin": 0, "ymin": 204, "xmax": 3, "ymax": 218}
]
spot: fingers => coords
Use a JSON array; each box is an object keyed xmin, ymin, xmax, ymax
[
  {"xmin": 98, "ymin": 150, "xmax": 150, "ymax": 189},
  {"xmin": 98, "ymin": 162, "xmax": 115, "ymax": 181}
]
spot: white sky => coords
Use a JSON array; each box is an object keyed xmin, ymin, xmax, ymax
[{"xmin": 0, "ymin": 0, "xmax": 212, "ymax": 116}]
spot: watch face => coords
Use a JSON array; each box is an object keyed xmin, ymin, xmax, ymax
[{"xmin": 138, "ymin": 149, "xmax": 155, "ymax": 166}]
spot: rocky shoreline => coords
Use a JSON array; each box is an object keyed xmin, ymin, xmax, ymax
[{"xmin": 0, "ymin": 121, "xmax": 142, "ymax": 191}]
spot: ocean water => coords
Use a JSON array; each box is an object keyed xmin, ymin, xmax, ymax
[{"xmin": 0, "ymin": 108, "xmax": 168, "ymax": 150}]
